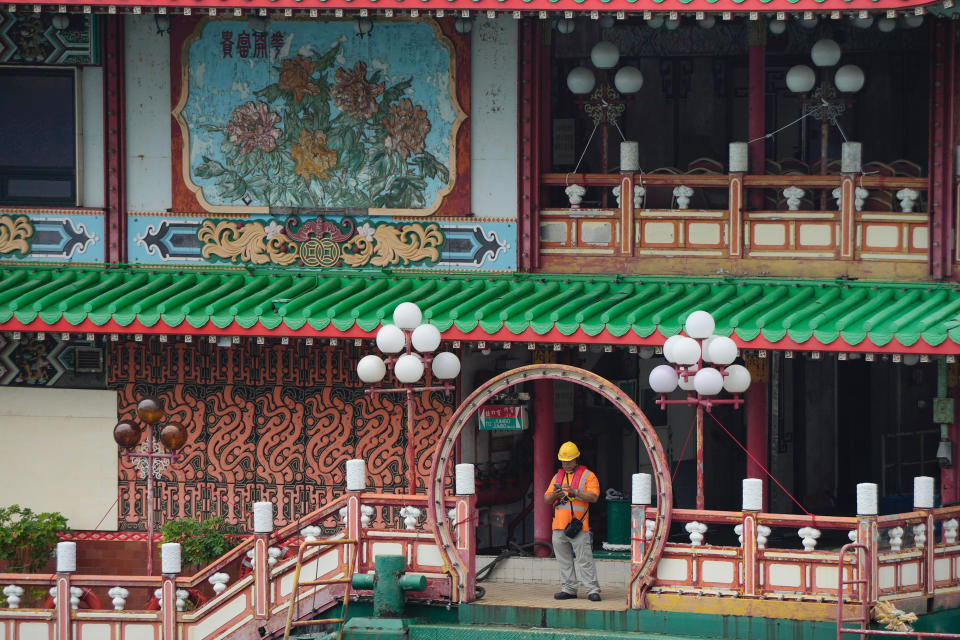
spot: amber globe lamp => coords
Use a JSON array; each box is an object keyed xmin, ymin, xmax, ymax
[
  {"xmin": 136, "ymin": 397, "xmax": 165, "ymax": 424},
  {"xmin": 159, "ymin": 423, "xmax": 188, "ymax": 452},
  {"xmin": 113, "ymin": 421, "xmax": 142, "ymax": 448}
]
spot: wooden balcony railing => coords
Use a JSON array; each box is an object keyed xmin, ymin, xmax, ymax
[{"xmin": 539, "ymin": 172, "xmax": 932, "ymax": 276}]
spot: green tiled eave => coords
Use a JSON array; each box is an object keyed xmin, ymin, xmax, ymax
[{"xmin": 1, "ymin": 266, "xmax": 960, "ymax": 351}]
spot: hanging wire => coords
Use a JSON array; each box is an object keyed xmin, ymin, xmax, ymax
[
  {"xmin": 566, "ymin": 123, "xmax": 600, "ymax": 185},
  {"xmin": 748, "ymin": 111, "xmax": 813, "ymax": 145},
  {"xmin": 613, "ymin": 121, "xmax": 627, "ymax": 143}
]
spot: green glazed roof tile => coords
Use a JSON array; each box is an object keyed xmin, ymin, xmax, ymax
[{"xmin": 0, "ymin": 266, "xmax": 959, "ymax": 351}]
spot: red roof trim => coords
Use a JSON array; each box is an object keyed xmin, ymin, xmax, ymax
[
  {"xmin": 4, "ymin": 316, "xmax": 957, "ymax": 355},
  {"xmin": 20, "ymin": 0, "xmax": 943, "ymax": 13}
]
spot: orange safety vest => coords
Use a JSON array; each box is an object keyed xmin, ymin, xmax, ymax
[{"xmin": 548, "ymin": 466, "xmax": 596, "ymax": 532}]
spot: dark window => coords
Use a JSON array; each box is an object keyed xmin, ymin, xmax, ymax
[{"xmin": 0, "ymin": 67, "xmax": 77, "ymax": 205}]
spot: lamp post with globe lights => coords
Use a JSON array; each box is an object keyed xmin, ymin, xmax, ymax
[
  {"xmin": 786, "ymin": 39, "xmax": 865, "ymax": 184},
  {"xmin": 356, "ymin": 302, "xmax": 461, "ymax": 494},
  {"xmin": 648, "ymin": 310, "xmax": 752, "ymax": 510},
  {"xmin": 112, "ymin": 398, "xmax": 188, "ymax": 576}
]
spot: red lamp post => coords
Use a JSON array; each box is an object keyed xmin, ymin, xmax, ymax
[{"xmin": 113, "ymin": 398, "xmax": 187, "ymax": 576}]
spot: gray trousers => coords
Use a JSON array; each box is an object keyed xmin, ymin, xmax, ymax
[{"xmin": 552, "ymin": 529, "xmax": 601, "ymax": 595}]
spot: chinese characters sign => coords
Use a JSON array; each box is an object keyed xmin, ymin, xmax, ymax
[{"xmin": 173, "ymin": 18, "xmax": 467, "ymax": 215}]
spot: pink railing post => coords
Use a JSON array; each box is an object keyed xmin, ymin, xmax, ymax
[
  {"xmin": 620, "ymin": 142, "xmax": 639, "ymax": 255},
  {"xmin": 455, "ymin": 463, "xmax": 477, "ymax": 602},
  {"xmin": 741, "ymin": 479, "xmax": 762, "ymax": 597},
  {"xmin": 160, "ymin": 543, "xmax": 181, "ymax": 640},
  {"xmin": 839, "ymin": 142, "xmax": 861, "ymax": 260},
  {"xmin": 346, "ymin": 460, "xmax": 365, "ymax": 572},
  {"xmin": 728, "ymin": 143, "xmax": 747, "ymax": 258},
  {"xmin": 252, "ymin": 501, "xmax": 274, "ymax": 619},
  {"xmin": 631, "ymin": 473, "xmax": 652, "ymax": 566},
  {"xmin": 55, "ymin": 542, "xmax": 75, "ymax": 640},
  {"xmin": 855, "ymin": 483, "xmax": 879, "ymax": 604}
]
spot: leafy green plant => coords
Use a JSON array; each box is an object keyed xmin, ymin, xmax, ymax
[
  {"xmin": 0, "ymin": 505, "xmax": 70, "ymax": 573},
  {"xmin": 161, "ymin": 517, "xmax": 241, "ymax": 568}
]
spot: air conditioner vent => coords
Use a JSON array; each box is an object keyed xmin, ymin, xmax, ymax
[{"xmin": 75, "ymin": 347, "xmax": 104, "ymax": 373}]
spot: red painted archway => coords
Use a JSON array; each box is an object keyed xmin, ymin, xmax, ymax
[{"xmin": 426, "ymin": 364, "xmax": 673, "ymax": 606}]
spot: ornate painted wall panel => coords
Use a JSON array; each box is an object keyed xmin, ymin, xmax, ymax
[
  {"xmin": 170, "ymin": 17, "xmax": 470, "ymax": 217},
  {"xmin": 0, "ymin": 209, "xmax": 105, "ymax": 262},
  {"xmin": 109, "ymin": 339, "xmax": 455, "ymax": 531},
  {"xmin": 0, "ymin": 11, "xmax": 100, "ymax": 65},
  {"xmin": 128, "ymin": 212, "xmax": 516, "ymax": 271}
]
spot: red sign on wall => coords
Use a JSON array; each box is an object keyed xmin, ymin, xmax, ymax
[{"xmin": 478, "ymin": 405, "xmax": 527, "ymax": 431}]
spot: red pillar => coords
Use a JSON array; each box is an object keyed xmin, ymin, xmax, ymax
[
  {"xmin": 945, "ymin": 376, "xmax": 960, "ymax": 504},
  {"xmin": 103, "ymin": 15, "xmax": 126, "ymax": 264},
  {"xmin": 929, "ymin": 19, "xmax": 956, "ymax": 280},
  {"xmin": 745, "ymin": 382, "xmax": 768, "ymax": 511},
  {"xmin": 533, "ymin": 379, "xmax": 555, "ymax": 557},
  {"xmin": 747, "ymin": 24, "xmax": 766, "ymax": 211},
  {"xmin": 518, "ymin": 19, "xmax": 546, "ymax": 272}
]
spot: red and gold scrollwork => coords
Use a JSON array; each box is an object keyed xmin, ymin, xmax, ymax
[{"xmin": 109, "ymin": 340, "xmax": 454, "ymax": 532}]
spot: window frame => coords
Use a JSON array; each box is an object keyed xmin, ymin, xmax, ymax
[{"xmin": 0, "ymin": 65, "xmax": 81, "ymax": 207}]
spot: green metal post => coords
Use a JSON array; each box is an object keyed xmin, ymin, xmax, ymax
[{"xmin": 352, "ymin": 555, "xmax": 426, "ymax": 618}]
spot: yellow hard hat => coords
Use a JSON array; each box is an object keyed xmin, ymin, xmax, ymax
[{"xmin": 557, "ymin": 441, "xmax": 580, "ymax": 461}]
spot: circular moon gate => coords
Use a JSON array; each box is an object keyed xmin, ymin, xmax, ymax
[{"xmin": 426, "ymin": 364, "xmax": 673, "ymax": 606}]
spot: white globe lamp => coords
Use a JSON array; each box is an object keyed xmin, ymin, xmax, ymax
[
  {"xmin": 411, "ymin": 324, "xmax": 441, "ymax": 353},
  {"xmin": 567, "ymin": 67, "xmax": 596, "ymax": 95},
  {"xmin": 786, "ymin": 65, "xmax": 816, "ymax": 94},
  {"xmin": 557, "ymin": 18, "xmax": 575, "ymax": 34},
  {"xmin": 662, "ymin": 335, "xmax": 684, "ymax": 362},
  {"xmin": 693, "ymin": 367, "xmax": 724, "ymax": 396},
  {"xmin": 768, "ymin": 20, "xmax": 786, "ymax": 35},
  {"xmin": 376, "ymin": 325, "xmax": 406, "ymax": 354},
  {"xmin": 394, "ymin": 354, "xmax": 424, "ymax": 383},
  {"xmin": 684, "ymin": 310, "xmax": 715, "ymax": 339},
  {"xmin": 649, "ymin": 365, "xmax": 679, "ymax": 394},
  {"xmin": 614, "ymin": 66, "xmax": 644, "ymax": 94},
  {"xmin": 705, "ymin": 336, "xmax": 738, "ymax": 366},
  {"xmin": 393, "ymin": 302, "xmax": 422, "ymax": 330},
  {"xmin": 722, "ymin": 364, "xmax": 752, "ymax": 393},
  {"xmin": 357, "ymin": 355, "xmax": 386, "ymax": 383},
  {"xmin": 431, "ymin": 352, "xmax": 461, "ymax": 380},
  {"xmin": 811, "ymin": 39, "xmax": 841, "ymax": 67},
  {"xmin": 672, "ymin": 337, "xmax": 701, "ymax": 365},
  {"xmin": 834, "ymin": 65, "xmax": 865, "ymax": 93},
  {"xmin": 590, "ymin": 41, "xmax": 620, "ymax": 69}
]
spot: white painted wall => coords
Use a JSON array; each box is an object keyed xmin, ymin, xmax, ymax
[
  {"xmin": 80, "ymin": 66, "xmax": 104, "ymax": 208},
  {"xmin": 125, "ymin": 15, "xmax": 172, "ymax": 212},
  {"xmin": 471, "ymin": 15, "xmax": 518, "ymax": 219},
  {"xmin": 0, "ymin": 388, "xmax": 118, "ymax": 530}
]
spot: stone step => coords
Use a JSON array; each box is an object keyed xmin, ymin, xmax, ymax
[{"xmin": 476, "ymin": 554, "xmax": 631, "ymax": 588}]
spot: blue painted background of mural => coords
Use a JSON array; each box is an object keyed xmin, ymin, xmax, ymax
[
  {"xmin": 128, "ymin": 213, "xmax": 516, "ymax": 272},
  {"xmin": 178, "ymin": 19, "xmax": 460, "ymax": 212},
  {"xmin": 0, "ymin": 210, "xmax": 104, "ymax": 263}
]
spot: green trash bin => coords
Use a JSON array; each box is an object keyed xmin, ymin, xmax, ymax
[{"xmin": 605, "ymin": 498, "xmax": 630, "ymax": 545}]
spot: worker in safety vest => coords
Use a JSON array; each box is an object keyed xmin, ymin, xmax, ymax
[{"xmin": 542, "ymin": 441, "xmax": 601, "ymax": 601}]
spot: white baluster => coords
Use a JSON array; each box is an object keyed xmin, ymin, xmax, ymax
[
  {"xmin": 208, "ymin": 573, "xmax": 230, "ymax": 596},
  {"xmin": 612, "ymin": 185, "xmax": 622, "ymax": 207},
  {"xmin": 447, "ymin": 508, "xmax": 457, "ymax": 523},
  {"xmin": 849, "ymin": 530, "xmax": 858, "ymax": 543},
  {"xmin": 633, "ymin": 185, "xmax": 646, "ymax": 209},
  {"xmin": 361, "ymin": 505, "xmax": 375, "ymax": 528},
  {"xmin": 301, "ymin": 525, "xmax": 321, "ymax": 542},
  {"xmin": 854, "ymin": 187, "xmax": 868, "ymax": 211},
  {"xmin": 565, "ymin": 184, "xmax": 586, "ymax": 209},
  {"xmin": 69, "ymin": 587, "xmax": 83, "ymax": 610},
  {"xmin": 339, "ymin": 506, "xmax": 348, "ymax": 523},
  {"xmin": 685, "ymin": 521, "xmax": 707, "ymax": 546},
  {"xmin": 3, "ymin": 585, "xmax": 23, "ymax": 608},
  {"xmin": 154, "ymin": 588, "xmax": 163, "ymax": 608},
  {"xmin": 399, "ymin": 506, "xmax": 421, "ymax": 531},
  {"xmin": 644, "ymin": 520, "xmax": 654, "ymax": 541},
  {"xmin": 734, "ymin": 524, "xmax": 770, "ymax": 549},
  {"xmin": 943, "ymin": 518, "xmax": 959, "ymax": 544},
  {"xmin": 783, "ymin": 186, "xmax": 805, "ymax": 211},
  {"xmin": 913, "ymin": 523, "xmax": 926, "ymax": 548},
  {"xmin": 888, "ymin": 526, "xmax": 904, "ymax": 552},
  {"xmin": 673, "ymin": 185, "xmax": 694, "ymax": 210},
  {"xmin": 798, "ymin": 526, "xmax": 821, "ymax": 551},
  {"xmin": 896, "ymin": 188, "xmax": 919, "ymax": 213},
  {"xmin": 175, "ymin": 589, "xmax": 189, "ymax": 612},
  {"xmin": 267, "ymin": 547, "xmax": 282, "ymax": 567},
  {"xmin": 757, "ymin": 525, "xmax": 771, "ymax": 550},
  {"xmin": 832, "ymin": 187, "xmax": 842, "ymax": 210},
  {"xmin": 108, "ymin": 586, "xmax": 128, "ymax": 611}
]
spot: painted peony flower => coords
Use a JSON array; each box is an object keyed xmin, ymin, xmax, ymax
[
  {"xmin": 330, "ymin": 61, "xmax": 384, "ymax": 121},
  {"xmin": 291, "ymin": 129, "xmax": 338, "ymax": 181},
  {"xmin": 383, "ymin": 99, "xmax": 431, "ymax": 160},
  {"xmin": 226, "ymin": 101, "xmax": 282, "ymax": 155},
  {"xmin": 278, "ymin": 56, "xmax": 320, "ymax": 104}
]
